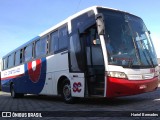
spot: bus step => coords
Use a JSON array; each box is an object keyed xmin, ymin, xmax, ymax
[
  {"xmin": 90, "ymin": 95, "xmax": 104, "ymax": 97},
  {"xmin": 98, "ymin": 82, "xmax": 104, "ymax": 87},
  {"xmin": 99, "ymin": 82, "xmax": 104, "ymax": 84},
  {"xmin": 94, "ymin": 88, "xmax": 104, "ymax": 91},
  {"xmin": 93, "ymin": 87, "xmax": 104, "ymax": 95}
]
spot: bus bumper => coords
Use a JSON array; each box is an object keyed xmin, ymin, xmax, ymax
[{"xmin": 106, "ymin": 76, "xmax": 158, "ymax": 98}]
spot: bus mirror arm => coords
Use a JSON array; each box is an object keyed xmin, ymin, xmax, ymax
[
  {"xmin": 95, "ymin": 13, "xmax": 105, "ymax": 35},
  {"xmin": 78, "ymin": 21, "xmax": 96, "ymax": 34}
]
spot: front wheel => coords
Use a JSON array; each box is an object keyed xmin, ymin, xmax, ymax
[{"xmin": 61, "ymin": 80, "xmax": 75, "ymax": 104}]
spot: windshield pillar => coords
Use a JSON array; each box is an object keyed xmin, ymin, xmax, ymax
[{"xmin": 99, "ymin": 35, "xmax": 109, "ymax": 71}]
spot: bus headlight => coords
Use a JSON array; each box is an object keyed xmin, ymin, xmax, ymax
[{"xmin": 107, "ymin": 71, "xmax": 127, "ymax": 79}]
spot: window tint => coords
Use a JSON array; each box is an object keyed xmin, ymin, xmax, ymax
[
  {"xmin": 3, "ymin": 57, "xmax": 8, "ymax": 69},
  {"xmin": 35, "ymin": 36, "xmax": 48, "ymax": 58},
  {"xmin": 20, "ymin": 49, "xmax": 23, "ymax": 63},
  {"xmin": 59, "ymin": 26, "xmax": 68, "ymax": 50},
  {"xmin": 50, "ymin": 31, "xmax": 58, "ymax": 53},
  {"xmin": 50, "ymin": 25, "xmax": 68, "ymax": 54},
  {"xmin": 24, "ymin": 44, "xmax": 33, "ymax": 62},
  {"xmin": 15, "ymin": 50, "xmax": 21, "ymax": 66},
  {"xmin": 8, "ymin": 54, "xmax": 14, "ymax": 68},
  {"xmin": 69, "ymin": 33, "xmax": 84, "ymax": 71}
]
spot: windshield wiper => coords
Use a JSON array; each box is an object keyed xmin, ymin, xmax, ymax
[
  {"xmin": 135, "ymin": 38, "xmax": 154, "ymax": 67},
  {"xmin": 127, "ymin": 23, "xmax": 142, "ymax": 67},
  {"xmin": 141, "ymin": 41, "xmax": 154, "ymax": 67},
  {"xmin": 131, "ymin": 37, "xmax": 143, "ymax": 67},
  {"xmin": 133, "ymin": 31, "xmax": 154, "ymax": 67},
  {"xmin": 128, "ymin": 57, "xmax": 134, "ymax": 68}
]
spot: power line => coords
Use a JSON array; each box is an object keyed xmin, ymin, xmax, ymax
[{"xmin": 75, "ymin": 0, "xmax": 82, "ymax": 13}]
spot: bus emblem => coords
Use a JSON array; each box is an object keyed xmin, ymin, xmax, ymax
[
  {"xmin": 73, "ymin": 82, "xmax": 82, "ymax": 92},
  {"xmin": 28, "ymin": 59, "xmax": 42, "ymax": 83}
]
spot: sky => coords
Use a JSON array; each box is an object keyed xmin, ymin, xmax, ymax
[{"xmin": 0, "ymin": 0, "xmax": 160, "ymax": 58}]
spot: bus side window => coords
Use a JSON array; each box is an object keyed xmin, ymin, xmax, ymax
[
  {"xmin": 3, "ymin": 57, "xmax": 8, "ymax": 70},
  {"xmin": 35, "ymin": 36, "xmax": 48, "ymax": 58},
  {"xmin": 41, "ymin": 36, "xmax": 48, "ymax": 55},
  {"xmin": 50, "ymin": 31, "xmax": 58, "ymax": 53},
  {"xmin": 20, "ymin": 49, "xmax": 23, "ymax": 63},
  {"xmin": 15, "ymin": 50, "xmax": 21, "ymax": 66},
  {"xmin": 24, "ymin": 44, "xmax": 33, "ymax": 62},
  {"xmin": 8, "ymin": 54, "xmax": 14, "ymax": 68},
  {"xmin": 59, "ymin": 26, "xmax": 68, "ymax": 50},
  {"xmin": 35, "ymin": 40, "xmax": 41, "ymax": 57}
]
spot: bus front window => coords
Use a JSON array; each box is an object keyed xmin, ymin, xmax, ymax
[
  {"xmin": 98, "ymin": 9, "xmax": 158, "ymax": 68},
  {"xmin": 128, "ymin": 15, "xmax": 158, "ymax": 67},
  {"xmin": 103, "ymin": 13, "xmax": 136, "ymax": 67}
]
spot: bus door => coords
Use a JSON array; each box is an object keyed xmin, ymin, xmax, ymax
[
  {"xmin": 69, "ymin": 31, "xmax": 86, "ymax": 97},
  {"xmin": 69, "ymin": 11, "xmax": 105, "ymax": 97},
  {"xmin": 80, "ymin": 25, "xmax": 105, "ymax": 96}
]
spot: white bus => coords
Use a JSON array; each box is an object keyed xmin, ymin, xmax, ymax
[{"xmin": 1, "ymin": 6, "xmax": 159, "ymax": 103}]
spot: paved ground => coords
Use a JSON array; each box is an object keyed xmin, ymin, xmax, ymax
[{"xmin": 0, "ymin": 86, "xmax": 160, "ymax": 120}]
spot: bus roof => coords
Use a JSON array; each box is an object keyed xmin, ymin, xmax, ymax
[
  {"xmin": 39, "ymin": 6, "xmax": 130, "ymax": 37},
  {"xmin": 2, "ymin": 6, "xmax": 134, "ymax": 59}
]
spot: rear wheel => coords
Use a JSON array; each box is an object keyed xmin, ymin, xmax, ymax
[
  {"xmin": 61, "ymin": 80, "xmax": 75, "ymax": 104},
  {"xmin": 11, "ymin": 84, "xmax": 18, "ymax": 98},
  {"xmin": 10, "ymin": 84, "xmax": 24, "ymax": 98}
]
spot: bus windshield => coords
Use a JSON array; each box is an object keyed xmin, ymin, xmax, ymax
[{"xmin": 98, "ymin": 9, "xmax": 158, "ymax": 68}]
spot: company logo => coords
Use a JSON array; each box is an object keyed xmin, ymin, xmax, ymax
[
  {"xmin": 1, "ymin": 65, "xmax": 24, "ymax": 80},
  {"xmin": 1, "ymin": 112, "xmax": 42, "ymax": 118},
  {"xmin": 73, "ymin": 82, "xmax": 82, "ymax": 92},
  {"xmin": 28, "ymin": 59, "xmax": 42, "ymax": 83},
  {"xmin": 2, "ymin": 112, "xmax": 11, "ymax": 117}
]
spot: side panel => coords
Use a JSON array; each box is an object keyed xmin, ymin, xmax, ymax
[
  {"xmin": 40, "ymin": 73, "xmax": 54, "ymax": 95},
  {"xmin": 40, "ymin": 51, "xmax": 69, "ymax": 95},
  {"xmin": 1, "ymin": 58, "xmax": 47, "ymax": 94},
  {"xmin": 1, "ymin": 65, "xmax": 25, "ymax": 92},
  {"xmin": 70, "ymin": 73, "xmax": 85, "ymax": 97},
  {"xmin": 25, "ymin": 58, "xmax": 46, "ymax": 94}
]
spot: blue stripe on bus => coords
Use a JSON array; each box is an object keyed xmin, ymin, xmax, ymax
[
  {"xmin": 1, "ymin": 57, "xmax": 47, "ymax": 94},
  {"xmin": 24, "ymin": 57, "xmax": 47, "ymax": 94}
]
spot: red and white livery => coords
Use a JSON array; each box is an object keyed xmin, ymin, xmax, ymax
[{"xmin": 1, "ymin": 6, "xmax": 159, "ymax": 103}]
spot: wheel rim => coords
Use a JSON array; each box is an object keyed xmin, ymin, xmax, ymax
[{"xmin": 63, "ymin": 83, "xmax": 71, "ymax": 101}]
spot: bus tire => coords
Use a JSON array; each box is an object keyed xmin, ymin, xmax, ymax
[
  {"xmin": 11, "ymin": 84, "xmax": 18, "ymax": 98},
  {"xmin": 61, "ymin": 79, "xmax": 75, "ymax": 104}
]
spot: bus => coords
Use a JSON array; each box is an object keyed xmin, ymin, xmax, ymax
[{"xmin": 1, "ymin": 6, "xmax": 159, "ymax": 103}]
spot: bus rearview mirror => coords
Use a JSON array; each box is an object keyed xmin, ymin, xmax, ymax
[
  {"xmin": 95, "ymin": 13, "xmax": 105, "ymax": 35},
  {"xmin": 148, "ymin": 30, "xmax": 151, "ymax": 34}
]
